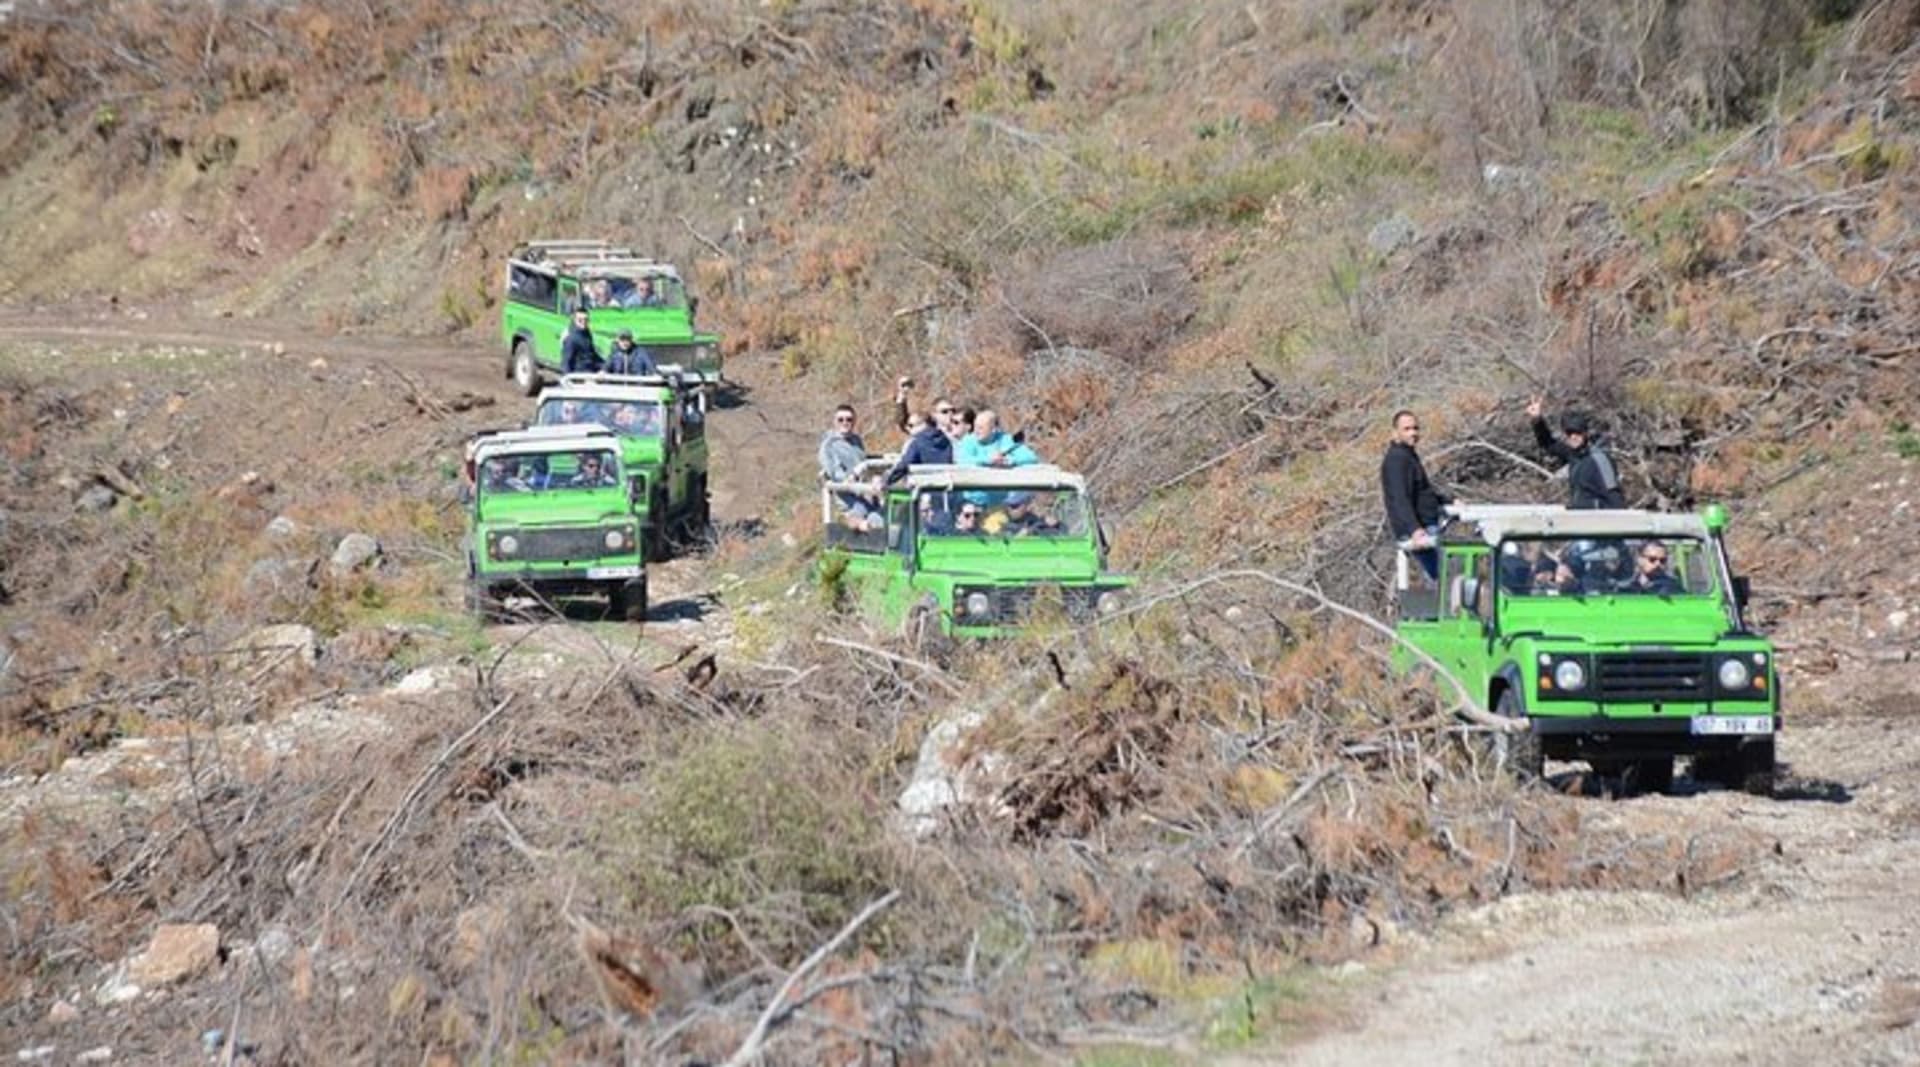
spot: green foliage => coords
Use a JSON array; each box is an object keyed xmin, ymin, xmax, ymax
[
  {"xmin": 815, "ymin": 550, "xmax": 851, "ymax": 611},
  {"xmin": 1203, "ymin": 973, "xmax": 1313, "ymax": 1049},
  {"xmin": 611, "ymin": 725, "xmax": 893, "ymax": 937},
  {"xmin": 1892, "ymin": 422, "xmax": 1920, "ymax": 460}
]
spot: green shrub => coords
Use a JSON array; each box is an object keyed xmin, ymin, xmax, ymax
[{"xmin": 611, "ymin": 725, "xmax": 894, "ymax": 939}]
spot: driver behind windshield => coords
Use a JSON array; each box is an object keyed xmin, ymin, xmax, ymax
[{"xmin": 566, "ymin": 451, "xmax": 618, "ymax": 488}]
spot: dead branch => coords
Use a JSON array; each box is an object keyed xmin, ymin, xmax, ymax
[
  {"xmin": 814, "ymin": 635, "xmax": 964, "ymax": 697},
  {"xmin": 720, "ymin": 888, "xmax": 902, "ymax": 1067}
]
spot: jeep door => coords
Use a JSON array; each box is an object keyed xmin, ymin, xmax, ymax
[{"xmin": 1398, "ymin": 545, "xmax": 1490, "ymax": 700}]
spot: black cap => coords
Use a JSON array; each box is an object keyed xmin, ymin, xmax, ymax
[
  {"xmin": 617, "ymin": 328, "xmax": 634, "ymax": 341},
  {"xmin": 1560, "ymin": 412, "xmax": 1591, "ymax": 435}
]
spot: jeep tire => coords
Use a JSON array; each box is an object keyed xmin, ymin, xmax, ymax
[
  {"xmin": 645, "ymin": 490, "xmax": 670, "ymax": 562},
  {"xmin": 609, "ymin": 578, "xmax": 647, "ymax": 624},
  {"xmin": 1622, "ymin": 757, "xmax": 1674, "ymax": 796},
  {"xmin": 1489, "ymin": 687, "xmax": 1545, "ymax": 783},
  {"xmin": 512, "ymin": 339, "xmax": 541, "ymax": 397},
  {"xmin": 1693, "ymin": 739, "xmax": 1775, "ymax": 796}
]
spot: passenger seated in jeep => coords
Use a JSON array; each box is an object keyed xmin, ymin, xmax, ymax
[
  {"xmin": 1618, "ymin": 540, "xmax": 1684, "ymax": 595},
  {"xmin": 621, "ymin": 276, "xmax": 668, "ymax": 308},
  {"xmin": 917, "ymin": 494, "xmax": 951, "ymax": 535},
  {"xmin": 483, "ymin": 458, "xmax": 531, "ymax": 494},
  {"xmin": 983, "ymin": 491, "xmax": 1060, "ymax": 535},
  {"xmin": 586, "ymin": 279, "xmax": 615, "ymax": 309},
  {"xmin": 951, "ymin": 503, "xmax": 983, "ymax": 536},
  {"xmin": 565, "ymin": 452, "xmax": 618, "ymax": 488}
]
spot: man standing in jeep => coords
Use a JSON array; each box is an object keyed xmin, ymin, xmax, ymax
[
  {"xmin": 561, "ymin": 309, "xmax": 601, "ymax": 375},
  {"xmin": 1380, "ymin": 409, "xmax": 1448, "ymax": 579},
  {"xmin": 1527, "ymin": 396, "xmax": 1625, "ymax": 509}
]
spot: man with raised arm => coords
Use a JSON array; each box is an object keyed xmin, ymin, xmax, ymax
[{"xmin": 1527, "ymin": 396, "xmax": 1626, "ymax": 509}]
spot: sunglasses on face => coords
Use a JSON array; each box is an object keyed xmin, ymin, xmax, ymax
[
  {"xmin": 936, "ymin": 407, "xmax": 955, "ymax": 415},
  {"xmin": 834, "ymin": 415, "xmax": 854, "ymax": 423},
  {"xmin": 958, "ymin": 510, "xmax": 979, "ymax": 519}
]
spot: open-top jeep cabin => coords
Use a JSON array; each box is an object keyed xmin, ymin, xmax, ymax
[
  {"xmin": 531, "ymin": 373, "xmax": 710, "ymax": 561},
  {"xmin": 501, "ymin": 239, "xmax": 722, "ymax": 395},
  {"xmin": 463, "ymin": 424, "xmax": 647, "ymax": 623},
  {"xmin": 820, "ymin": 460, "xmax": 1131, "ymax": 639},
  {"xmin": 1394, "ymin": 503, "xmax": 1777, "ymax": 794}
]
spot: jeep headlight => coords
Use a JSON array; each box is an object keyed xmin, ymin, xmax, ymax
[
  {"xmin": 604, "ymin": 528, "xmax": 627, "ymax": 551},
  {"xmin": 1552, "ymin": 659, "xmax": 1587, "ymax": 692},
  {"xmin": 1097, "ymin": 590, "xmax": 1125, "ymax": 615},
  {"xmin": 964, "ymin": 592, "xmax": 991, "ymax": 618},
  {"xmin": 1717, "ymin": 658, "xmax": 1752, "ymax": 690},
  {"xmin": 496, "ymin": 534, "xmax": 519, "ymax": 558}
]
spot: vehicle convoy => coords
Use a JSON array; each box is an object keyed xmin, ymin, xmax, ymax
[
  {"xmin": 463, "ymin": 424, "xmax": 647, "ymax": 623},
  {"xmin": 819, "ymin": 460, "xmax": 1131, "ymax": 638},
  {"xmin": 501, "ymin": 239, "xmax": 723, "ymax": 396},
  {"xmin": 532, "ymin": 373, "xmax": 710, "ymax": 561},
  {"xmin": 1394, "ymin": 503, "xmax": 1777, "ymax": 793}
]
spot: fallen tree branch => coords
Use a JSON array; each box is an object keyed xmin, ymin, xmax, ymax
[
  {"xmin": 721, "ymin": 888, "xmax": 902, "ymax": 1067},
  {"xmin": 814, "ymin": 636, "xmax": 964, "ymax": 697}
]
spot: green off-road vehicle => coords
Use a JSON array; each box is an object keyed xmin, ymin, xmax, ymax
[
  {"xmin": 1394, "ymin": 503, "xmax": 1776, "ymax": 793},
  {"xmin": 501, "ymin": 239, "xmax": 723, "ymax": 396},
  {"xmin": 463, "ymin": 424, "xmax": 647, "ymax": 623},
  {"xmin": 819, "ymin": 460, "xmax": 1131, "ymax": 639},
  {"xmin": 532, "ymin": 373, "xmax": 710, "ymax": 561}
]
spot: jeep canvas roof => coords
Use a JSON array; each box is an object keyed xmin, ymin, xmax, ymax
[
  {"xmin": 1446, "ymin": 504, "xmax": 1714, "ymax": 546},
  {"xmin": 471, "ymin": 424, "xmax": 621, "ymax": 463},
  {"xmin": 508, "ymin": 240, "xmax": 683, "ymax": 281}
]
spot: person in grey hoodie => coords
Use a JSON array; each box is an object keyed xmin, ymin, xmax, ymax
[{"xmin": 819, "ymin": 404, "xmax": 881, "ymax": 530}]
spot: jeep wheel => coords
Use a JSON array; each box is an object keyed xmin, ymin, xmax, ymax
[
  {"xmin": 609, "ymin": 578, "xmax": 647, "ymax": 624},
  {"xmin": 511, "ymin": 339, "xmax": 541, "ymax": 397},
  {"xmin": 1622, "ymin": 758, "xmax": 1674, "ymax": 796},
  {"xmin": 645, "ymin": 492, "xmax": 670, "ymax": 562},
  {"xmin": 466, "ymin": 581, "xmax": 504, "ymax": 625},
  {"xmin": 1488, "ymin": 687, "xmax": 1545, "ymax": 783},
  {"xmin": 683, "ymin": 475, "xmax": 711, "ymax": 549},
  {"xmin": 903, "ymin": 597, "xmax": 951, "ymax": 660},
  {"xmin": 1739, "ymin": 740, "xmax": 1776, "ymax": 796}
]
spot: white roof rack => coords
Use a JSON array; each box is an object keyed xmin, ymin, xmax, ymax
[
  {"xmin": 470, "ymin": 424, "xmax": 621, "ymax": 462},
  {"xmin": 1446, "ymin": 504, "xmax": 1711, "ymax": 545}
]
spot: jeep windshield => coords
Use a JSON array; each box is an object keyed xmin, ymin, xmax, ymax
[
  {"xmin": 579, "ymin": 273, "xmax": 686, "ymax": 310},
  {"xmin": 919, "ymin": 488, "xmax": 1090, "ymax": 539},
  {"xmin": 1497, "ymin": 536, "xmax": 1714, "ymax": 598},
  {"xmin": 534, "ymin": 398, "xmax": 664, "ymax": 438},
  {"xmin": 477, "ymin": 448, "xmax": 621, "ymax": 495}
]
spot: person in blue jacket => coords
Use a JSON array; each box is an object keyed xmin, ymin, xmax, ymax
[
  {"xmin": 885, "ymin": 411, "xmax": 954, "ymax": 484},
  {"xmin": 955, "ymin": 410, "xmax": 1038, "ymax": 469}
]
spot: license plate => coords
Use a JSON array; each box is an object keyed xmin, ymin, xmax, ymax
[
  {"xmin": 586, "ymin": 566, "xmax": 641, "ymax": 580},
  {"xmin": 1690, "ymin": 716, "xmax": 1773, "ymax": 736}
]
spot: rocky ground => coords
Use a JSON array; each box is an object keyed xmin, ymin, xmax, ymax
[{"xmin": 3, "ymin": 308, "xmax": 1918, "ymax": 1064}]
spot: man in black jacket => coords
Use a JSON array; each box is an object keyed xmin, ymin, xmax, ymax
[
  {"xmin": 561, "ymin": 309, "xmax": 601, "ymax": 375},
  {"xmin": 885, "ymin": 414, "xmax": 955, "ymax": 484},
  {"xmin": 1527, "ymin": 397, "xmax": 1625, "ymax": 509},
  {"xmin": 1380, "ymin": 409, "xmax": 1449, "ymax": 578}
]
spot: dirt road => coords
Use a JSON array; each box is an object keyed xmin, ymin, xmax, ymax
[{"xmin": 1266, "ymin": 697, "xmax": 1920, "ymax": 1067}]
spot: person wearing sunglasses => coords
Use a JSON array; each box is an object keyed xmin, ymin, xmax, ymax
[
  {"xmin": 1619, "ymin": 540, "xmax": 1683, "ymax": 595},
  {"xmin": 885, "ymin": 400, "xmax": 956, "ymax": 484},
  {"xmin": 820, "ymin": 404, "xmax": 882, "ymax": 531},
  {"xmin": 952, "ymin": 503, "xmax": 982, "ymax": 535}
]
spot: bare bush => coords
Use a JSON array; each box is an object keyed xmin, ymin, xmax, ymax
[{"xmin": 977, "ymin": 238, "xmax": 1196, "ymax": 365}]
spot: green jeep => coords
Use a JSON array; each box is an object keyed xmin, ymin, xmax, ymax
[
  {"xmin": 1395, "ymin": 503, "xmax": 1776, "ymax": 793},
  {"xmin": 531, "ymin": 373, "xmax": 710, "ymax": 561},
  {"xmin": 820, "ymin": 460, "xmax": 1131, "ymax": 638},
  {"xmin": 463, "ymin": 424, "xmax": 647, "ymax": 623},
  {"xmin": 500, "ymin": 239, "xmax": 723, "ymax": 396}
]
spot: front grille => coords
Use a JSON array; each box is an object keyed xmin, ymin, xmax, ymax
[
  {"xmin": 499, "ymin": 527, "xmax": 611, "ymax": 562},
  {"xmin": 1595, "ymin": 653, "xmax": 1708, "ymax": 701},
  {"xmin": 959, "ymin": 584, "xmax": 1107, "ymax": 625}
]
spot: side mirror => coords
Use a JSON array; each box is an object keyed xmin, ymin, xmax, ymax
[
  {"xmin": 688, "ymin": 295, "xmax": 700, "ymax": 322},
  {"xmin": 1732, "ymin": 575, "xmax": 1751, "ymax": 610},
  {"xmin": 1460, "ymin": 578, "xmax": 1483, "ymax": 618},
  {"xmin": 628, "ymin": 475, "xmax": 645, "ymax": 505}
]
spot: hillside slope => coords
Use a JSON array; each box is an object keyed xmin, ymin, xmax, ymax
[{"xmin": 3, "ymin": 1, "xmax": 1920, "ymax": 1064}]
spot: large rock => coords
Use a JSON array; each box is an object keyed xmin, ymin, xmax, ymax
[
  {"xmin": 75, "ymin": 485, "xmax": 118, "ymax": 513},
  {"xmin": 1366, "ymin": 213, "xmax": 1417, "ymax": 255},
  {"xmin": 240, "ymin": 624, "xmax": 319, "ymax": 668},
  {"xmin": 264, "ymin": 515, "xmax": 299, "ymax": 540},
  {"xmin": 127, "ymin": 923, "xmax": 220, "ymax": 986},
  {"xmin": 896, "ymin": 709, "xmax": 1008, "ymax": 838},
  {"xmin": 329, "ymin": 533, "xmax": 382, "ymax": 577},
  {"xmin": 243, "ymin": 557, "xmax": 310, "ymax": 600}
]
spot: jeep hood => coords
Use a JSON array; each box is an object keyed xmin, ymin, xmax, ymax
[
  {"xmin": 915, "ymin": 538, "xmax": 1103, "ymax": 582},
  {"xmin": 478, "ymin": 491, "xmax": 629, "ymax": 526},
  {"xmin": 1499, "ymin": 595, "xmax": 1743, "ymax": 647},
  {"xmin": 621, "ymin": 438, "xmax": 666, "ymax": 466}
]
